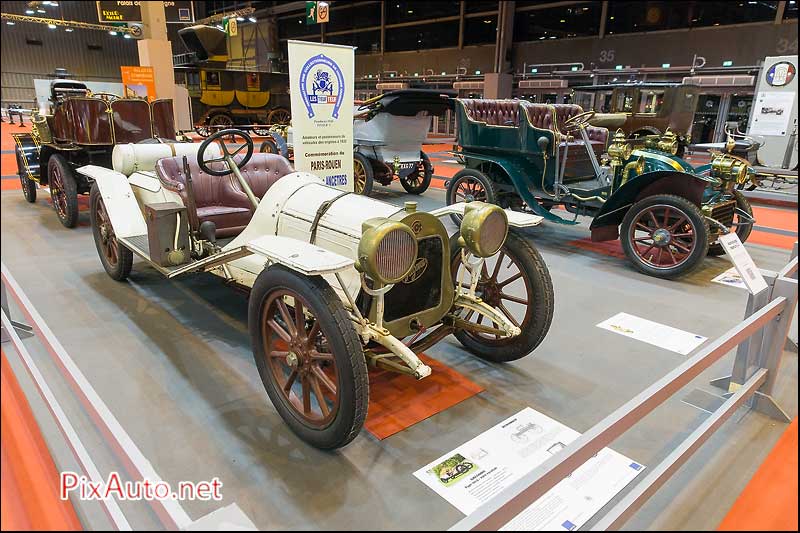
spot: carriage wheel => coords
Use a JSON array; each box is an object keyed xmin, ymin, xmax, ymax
[
  {"xmin": 268, "ymin": 108, "xmax": 291, "ymax": 125},
  {"xmin": 16, "ymin": 147, "xmax": 36, "ymax": 203}
]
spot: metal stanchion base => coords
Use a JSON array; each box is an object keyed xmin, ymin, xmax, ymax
[
  {"xmin": 709, "ymin": 374, "xmax": 732, "ymax": 392},
  {"xmin": 750, "ymin": 391, "xmax": 791, "ymax": 422},
  {"xmin": 0, "ymin": 319, "xmax": 34, "ymax": 343}
]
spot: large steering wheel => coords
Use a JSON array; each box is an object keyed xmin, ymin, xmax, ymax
[
  {"xmin": 561, "ymin": 110, "xmax": 596, "ymax": 132},
  {"xmin": 198, "ymin": 129, "xmax": 254, "ymax": 176}
]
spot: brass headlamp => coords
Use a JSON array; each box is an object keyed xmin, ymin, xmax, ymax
[
  {"xmin": 357, "ymin": 218, "xmax": 418, "ymax": 285},
  {"xmin": 607, "ymin": 129, "xmax": 632, "ymax": 169},
  {"xmin": 710, "ymin": 152, "xmax": 751, "ymax": 186},
  {"xmin": 458, "ymin": 202, "xmax": 508, "ymax": 258},
  {"xmin": 657, "ymin": 129, "xmax": 678, "ymax": 155}
]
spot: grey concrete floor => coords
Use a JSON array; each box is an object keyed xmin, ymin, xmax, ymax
[{"xmin": 1, "ymin": 183, "xmax": 797, "ymax": 531}]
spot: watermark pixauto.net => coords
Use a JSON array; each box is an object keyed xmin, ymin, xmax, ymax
[{"xmin": 61, "ymin": 472, "xmax": 223, "ymax": 502}]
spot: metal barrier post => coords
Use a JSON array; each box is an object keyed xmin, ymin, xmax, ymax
[
  {"xmin": 0, "ymin": 276, "xmax": 33, "ymax": 343},
  {"xmin": 748, "ymin": 269, "xmax": 796, "ymax": 421}
]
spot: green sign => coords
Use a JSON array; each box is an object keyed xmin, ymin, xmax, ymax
[{"xmin": 306, "ymin": 1, "xmax": 317, "ymax": 25}]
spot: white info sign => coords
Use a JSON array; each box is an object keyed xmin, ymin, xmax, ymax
[
  {"xmin": 717, "ymin": 233, "xmax": 769, "ymax": 294},
  {"xmin": 288, "ymin": 40, "xmax": 355, "ymax": 191},
  {"xmin": 413, "ymin": 407, "xmax": 643, "ymax": 530}
]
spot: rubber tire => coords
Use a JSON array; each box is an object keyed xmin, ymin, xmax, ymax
[
  {"xmin": 353, "ymin": 152, "xmax": 374, "ymax": 196},
  {"xmin": 16, "ymin": 147, "xmax": 36, "ymax": 203},
  {"xmin": 249, "ymin": 266, "xmax": 369, "ymax": 449},
  {"xmin": 400, "ymin": 151, "xmax": 433, "ymax": 194},
  {"xmin": 449, "ymin": 230, "xmax": 555, "ymax": 362},
  {"xmin": 708, "ymin": 190, "xmax": 753, "ymax": 256},
  {"xmin": 89, "ymin": 184, "xmax": 133, "ymax": 281},
  {"xmin": 620, "ymin": 194, "xmax": 710, "ymax": 279},
  {"xmin": 260, "ymin": 138, "xmax": 278, "ymax": 154},
  {"xmin": 48, "ymin": 154, "xmax": 79, "ymax": 228},
  {"xmin": 446, "ymin": 168, "xmax": 497, "ymax": 225}
]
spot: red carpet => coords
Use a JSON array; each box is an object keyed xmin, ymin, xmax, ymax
[{"xmin": 365, "ymin": 354, "xmax": 484, "ymax": 440}]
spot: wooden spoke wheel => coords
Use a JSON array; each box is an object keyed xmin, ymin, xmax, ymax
[
  {"xmin": 16, "ymin": 147, "xmax": 36, "ymax": 203},
  {"xmin": 352, "ymin": 152, "xmax": 373, "ymax": 196},
  {"xmin": 268, "ymin": 108, "xmax": 291, "ymax": 125},
  {"xmin": 249, "ymin": 267, "xmax": 368, "ymax": 449},
  {"xmin": 262, "ymin": 289, "xmax": 341, "ymax": 428},
  {"xmin": 446, "ymin": 168, "xmax": 497, "ymax": 224},
  {"xmin": 90, "ymin": 184, "xmax": 132, "ymax": 281},
  {"xmin": 621, "ymin": 194, "xmax": 709, "ymax": 279},
  {"xmin": 449, "ymin": 230, "xmax": 554, "ymax": 362},
  {"xmin": 399, "ymin": 152, "xmax": 432, "ymax": 194},
  {"xmin": 47, "ymin": 154, "xmax": 79, "ymax": 228}
]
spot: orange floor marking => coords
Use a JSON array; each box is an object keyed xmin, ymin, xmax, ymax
[
  {"xmin": 567, "ymin": 238, "xmax": 627, "ymax": 260},
  {"xmin": 1, "ymin": 179, "xmax": 22, "ymax": 191},
  {"xmin": 2, "ymin": 152, "xmax": 18, "ymax": 175},
  {"xmin": 752, "ymin": 205, "xmax": 799, "ymax": 232},
  {"xmin": 365, "ymin": 354, "xmax": 484, "ymax": 440},
  {"xmin": 1, "ymin": 349, "xmax": 83, "ymax": 531},
  {"xmin": 718, "ymin": 418, "xmax": 798, "ymax": 531},
  {"xmin": 747, "ymin": 230, "xmax": 798, "ymax": 250}
]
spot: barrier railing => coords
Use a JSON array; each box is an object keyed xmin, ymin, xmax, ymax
[{"xmin": 452, "ymin": 250, "xmax": 798, "ymax": 531}]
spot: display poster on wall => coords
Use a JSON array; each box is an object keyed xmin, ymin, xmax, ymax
[
  {"xmin": 413, "ymin": 407, "xmax": 644, "ymax": 529},
  {"xmin": 288, "ymin": 40, "xmax": 354, "ymax": 191},
  {"xmin": 750, "ymin": 91, "xmax": 795, "ymax": 136},
  {"xmin": 120, "ymin": 66, "xmax": 156, "ymax": 100}
]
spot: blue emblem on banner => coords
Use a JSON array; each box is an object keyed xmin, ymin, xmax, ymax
[{"xmin": 299, "ymin": 53, "xmax": 345, "ymax": 119}]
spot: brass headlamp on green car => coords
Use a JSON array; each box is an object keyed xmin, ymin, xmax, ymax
[
  {"xmin": 458, "ymin": 202, "xmax": 509, "ymax": 258},
  {"xmin": 356, "ymin": 218, "xmax": 418, "ymax": 285},
  {"xmin": 710, "ymin": 152, "xmax": 753, "ymax": 186}
]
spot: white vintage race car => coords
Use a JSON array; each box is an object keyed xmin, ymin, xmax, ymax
[{"xmin": 78, "ymin": 129, "xmax": 555, "ymax": 449}]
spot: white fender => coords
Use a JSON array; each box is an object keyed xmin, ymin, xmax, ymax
[
  {"xmin": 76, "ymin": 165, "xmax": 146, "ymax": 238},
  {"xmin": 244, "ymin": 235, "xmax": 353, "ymax": 276},
  {"xmin": 430, "ymin": 202, "xmax": 544, "ymax": 227}
]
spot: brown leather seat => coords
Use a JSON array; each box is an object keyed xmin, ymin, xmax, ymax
[
  {"xmin": 523, "ymin": 103, "xmax": 609, "ymax": 147},
  {"xmin": 155, "ymin": 153, "xmax": 294, "ymax": 238},
  {"xmin": 460, "ymin": 99, "xmax": 520, "ymax": 127}
]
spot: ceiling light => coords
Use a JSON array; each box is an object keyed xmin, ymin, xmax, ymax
[
  {"xmin": 109, "ymin": 30, "xmax": 118, "ymax": 35},
  {"xmin": 38, "ymin": 9, "xmax": 46, "ymax": 13},
  {"xmin": 65, "ymin": 27, "xmax": 73, "ymax": 32},
  {"xmin": 48, "ymin": 23, "xmax": 57, "ymax": 29},
  {"xmin": 615, "ymin": 65, "xmax": 623, "ymax": 70},
  {"xmin": 408, "ymin": 10, "xmax": 413, "ymax": 13},
  {"xmin": 414, "ymin": 73, "xmax": 418, "ymax": 76},
  {"xmin": 124, "ymin": 33, "xmax": 132, "ymax": 39},
  {"xmin": 475, "ymin": 70, "xmax": 481, "ymax": 75},
  {"xmin": 549, "ymin": 36, "xmax": 556, "ymax": 39},
  {"xmin": 723, "ymin": 60, "xmax": 733, "ymax": 67},
  {"xmin": 25, "ymin": 9, "xmax": 35, "ymax": 14},
  {"xmin": 248, "ymin": 17, "xmax": 257, "ymax": 23},
  {"xmin": 661, "ymin": 63, "xmax": 670, "ymax": 68},
  {"xmin": 560, "ymin": 19, "xmax": 566, "ymax": 22},
  {"xmin": 6, "ymin": 21, "xmax": 15, "ymax": 25},
  {"xmin": 236, "ymin": 17, "xmax": 244, "ymax": 21},
  {"xmin": 531, "ymin": 68, "xmax": 538, "ymax": 73}
]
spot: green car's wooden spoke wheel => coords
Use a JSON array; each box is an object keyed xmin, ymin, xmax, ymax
[
  {"xmin": 250, "ymin": 267, "xmax": 368, "ymax": 449},
  {"xmin": 620, "ymin": 194, "xmax": 709, "ymax": 279},
  {"xmin": 449, "ymin": 230, "xmax": 554, "ymax": 363},
  {"xmin": 263, "ymin": 289, "xmax": 340, "ymax": 427},
  {"xmin": 446, "ymin": 169, "xmax": 497, "ymax": 224}
]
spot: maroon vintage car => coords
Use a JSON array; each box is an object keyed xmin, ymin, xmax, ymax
[{"xmin": 14, "ymin": 81, "xmax": 177, "ymax": 227}]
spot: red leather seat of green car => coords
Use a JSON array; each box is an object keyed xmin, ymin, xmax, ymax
[{"xmin": 155, "ymin": 153, "xmax": 294, "ymax": 238}]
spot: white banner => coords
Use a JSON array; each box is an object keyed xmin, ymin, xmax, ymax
[{"xmin": 288, "ymin": 40, "xmax": 354, "ymax": 191}]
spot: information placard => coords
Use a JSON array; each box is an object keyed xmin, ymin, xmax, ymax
[
  {"xmin": 717, "ymin": 232, "xmax": 769, "ymax": 294},
  {"xmin": 413, "ymin": 407, "xmax": 643, "ymax": 529},
  {"xmin": 288, "ymin": 40, "xmax": 354, "ymax": 191},
  {"xmin": 96, "ymin": 1, "xmax": 194, "ymax": 23}
]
